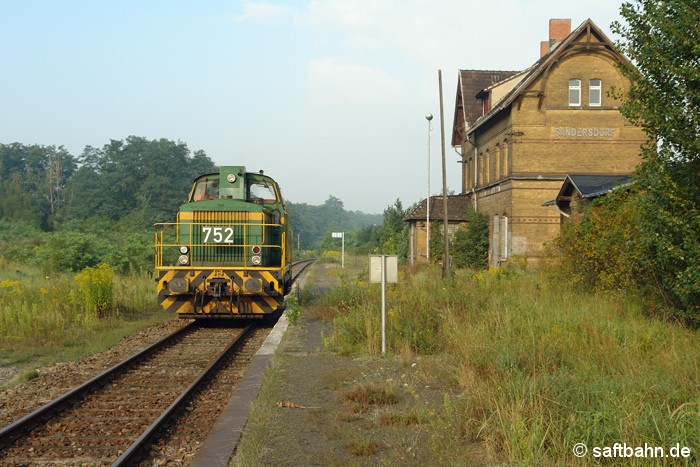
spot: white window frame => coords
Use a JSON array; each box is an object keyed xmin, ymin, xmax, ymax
[
  {"xmin": 589, "ymin": 79, "xmax": 602, "ymax": 107},
  {"xmin": 568, "ymin": 79, "xmax": 581, "ymax": 107}
]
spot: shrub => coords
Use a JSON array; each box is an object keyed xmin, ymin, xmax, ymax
[
  {"xmin": 286, "ymin": 294, "xmax": 301, "ymax": 325},
  {"xmin": 551, "ymin": 160, "xmax": 700, "ymax": 324},
  {"xmin": 552, "ymin": 186, "xmax": 641, "ymax": 292},
  {"xmin": 38, "ymin": 231, "xmax": 102, "ymax": 272},
  {"xmin": 632, "ymin": 156, "xmax": 700, "ymax": 323},
  {"xmin": 453, "ymin": 208, "xmax": 489, "ymax": 270},
  {"xmin": 72, "ymin": 263, "xmax": 115, "ymax": 318}
]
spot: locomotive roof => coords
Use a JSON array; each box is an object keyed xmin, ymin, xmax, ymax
[{"xmin": 192, "ymin": 170, "xmax": 276, "ymax": 181}]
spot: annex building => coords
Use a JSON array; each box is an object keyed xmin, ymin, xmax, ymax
[
  {"xmin": 451, "ymin": 18, "xmax": 646, "ymax": 265},
  {"xmin": 404, "ymin": 194, "xmax": 472, "ymax": 264}
]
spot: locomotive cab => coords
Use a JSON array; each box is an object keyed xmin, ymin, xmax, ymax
[
  {"xmin": 189, "ymin": 167, "xmax": 281, "ymax": 206},
  {"xmin": 154, "ymin": 166, "xmax": 292, "ymax": 318}
]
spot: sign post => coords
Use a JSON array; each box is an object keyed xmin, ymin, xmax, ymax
[
  {"xmin": 332, "ymin": 232, "xmax": 345, "ymax": 268},
  {"xmin": 369, "ymin": 255, "xmax": 398, "ymax": 354}
]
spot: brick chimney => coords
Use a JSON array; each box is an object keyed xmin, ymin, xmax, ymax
[{"xmin": 540, "ymin": 18, "xmax": 571, "ymax": 57}]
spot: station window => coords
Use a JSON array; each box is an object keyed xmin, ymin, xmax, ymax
[
  {"xmin": 568, "ymin": 79, "xmax": 581, "ymax": 106},
  {"xmin": 589, "ymin": 79, "xmax": 602, "ymax": 107}
]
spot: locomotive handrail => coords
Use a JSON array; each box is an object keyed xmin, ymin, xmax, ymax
[{"xmin": 154, "ymin": 220, "xmax": 287, "ymax": 270}]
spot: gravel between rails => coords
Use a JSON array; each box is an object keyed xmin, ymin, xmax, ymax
[{"xmin": 1, "ymin": 325, "xmax": 250, "ymax": 464}]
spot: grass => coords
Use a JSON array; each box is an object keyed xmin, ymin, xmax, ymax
[
  {"xmin": 321, "ymin": 263, "xmax": 700, "ymax": 464},
  {"xmin": 339, "ymin": 383, "xmax": 400, "ymax": 415},
  {"xmin": 345, "ymin": 436, "xmax": 386, "ymax": 456},
  {"xmin": 0, "ymin": 260, "xmax": 171, "ymax": 389},
  {"xmin": 377, "ymin": 409, "xmax": 425, "ymax": 427},
  {"xmin": 230, "ymin": 363, "xmax": 283, "ymax": 467}
]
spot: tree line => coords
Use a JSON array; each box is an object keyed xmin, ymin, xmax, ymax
[
  {"xmin": 0, "ymin": 136, "xmax": 394, "ymax": 272},
  {"xmin": 0, "ymin": 136, "xmax": 216, "ymax": 229}
]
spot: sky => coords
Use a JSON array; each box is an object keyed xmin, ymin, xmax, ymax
[{"xmin": 0, "ymin": 1, "xmax": 626, "ymax": 213}]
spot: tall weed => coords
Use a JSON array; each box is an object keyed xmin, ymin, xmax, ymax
[
  {"xmin": 0, "ymin": 261, "xmax": 163, "ymax": 348},
  {"xmin": 323, "ymin": 264, "xmax": 700, "ymax": 463},
  {"xmin": 72, "ymin": 263, "xmax": 115, "ymax": 318}
]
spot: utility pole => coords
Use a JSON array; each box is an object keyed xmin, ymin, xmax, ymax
[
  {"xmin": 425, "ymin": 113, "xmax": 433, "ymax": 261},
  {"xmin": 439, "ymin": 70, "xmax": 449, "ymax": 278}
]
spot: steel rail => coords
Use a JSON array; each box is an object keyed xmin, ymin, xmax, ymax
[
  {"xmin": 0, "ymin": 321, "xmax": 196, "ymax": 450},
  {"xmin": 291, "ymin": 259, "xmax": 315, "ymax": 284},
  {"xmin": 112, "ymin": 323, "xmax": 253, "ymax": 466}
]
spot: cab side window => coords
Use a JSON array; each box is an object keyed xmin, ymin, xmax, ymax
[{"xmin": 247, "ymin": 180, "xmax": 277, "ymax": 203}]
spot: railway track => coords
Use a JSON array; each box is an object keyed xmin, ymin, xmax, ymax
[
  {"xmin": 291, "ymin": 258, "xmax": 315, "ymax": 284},
  {"xmin": 0, "ymin": 259, "xmax": 315, "ymax": 465},
  {"xmin": 0, "ymin": 323, "xmax": 259, "ymax": 465}
]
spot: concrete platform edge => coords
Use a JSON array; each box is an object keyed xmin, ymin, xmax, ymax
[{"xmin": 190, "ymin": 313, "xmax": 290, "ymax": 467}]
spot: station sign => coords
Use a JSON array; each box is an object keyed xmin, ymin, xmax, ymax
[{"xmin": 369, "ymin": 255, "xmax": 398, "ymax": 283}]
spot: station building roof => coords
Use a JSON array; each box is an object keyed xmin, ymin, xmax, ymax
[{"xmin": 403, "ymin": 194, "xmax": 473, "ymax": 222}]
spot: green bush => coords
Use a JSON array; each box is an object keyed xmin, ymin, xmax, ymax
[
  {"xmin": 453, "ymin": 208, "xmax": 489, "ymax": 270},
  {"xmin": 552, "ymin": 186, "xmax": 641, "ymax": 292},
  {"xmin": 551, "ymin": 159, "xmax": 700, "ymax": 324},
  {"xmin": 37, "ymin": 231, "xmax": 103, "ymax": 272},
  {"xmin": 633, "ymin": 156, "xmax": 700, "ymax": 323},
  {"xmin": 286, "ymin": 294, "xmax": 301, "ymax": 325}
]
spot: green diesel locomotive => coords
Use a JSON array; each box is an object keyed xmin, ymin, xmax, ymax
[{"xmin": 154, "ymin": 166, "xmax": 291, "ymax": 318}]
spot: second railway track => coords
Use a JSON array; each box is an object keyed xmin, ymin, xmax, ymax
[{"xmin": 0, "ymin": 322, "xmax": 269, "ymax": 465}]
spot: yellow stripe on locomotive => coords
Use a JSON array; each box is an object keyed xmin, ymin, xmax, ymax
[{"xmin": 154, "ymin": 166, "xmax": 292, "ymax": 318}]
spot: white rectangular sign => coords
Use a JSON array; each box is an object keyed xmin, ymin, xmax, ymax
[
  {"xmin": 369, "ymin": 255, "xmax": 398, "ymax": 283},
  {"xmin": 332, "ymin": 232, "xmax": 343, "ymax": 238}
]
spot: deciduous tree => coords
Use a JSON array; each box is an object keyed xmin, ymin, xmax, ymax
[{"xmin": 610, "ymin": 0, "xmax": 700, "ymax": 321}]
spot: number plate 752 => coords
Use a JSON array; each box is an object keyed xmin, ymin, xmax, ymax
[{"xmin": 202, "ymin": 226, "xmax": 235, "ymax": 243}]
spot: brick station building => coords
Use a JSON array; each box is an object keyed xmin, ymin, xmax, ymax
[{"xmin": 451, "ymin": 18, "xmax": 646, "ymax": 265}]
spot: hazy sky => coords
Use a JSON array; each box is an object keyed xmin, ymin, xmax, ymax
[{"xmin": 1, "ymin": 1, "xmax": 625, "ymax": 213}]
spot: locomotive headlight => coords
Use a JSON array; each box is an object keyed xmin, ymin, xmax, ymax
[
  {"xmin": 178, "ymin": 254, "xmax": 189, "ymax": 265},
  {"xmin": 251, "ymin": 255, "xmax": 262, "ymax": 265},
  {"xmin": 179, "ymin": 246, "xmax": 189, "ymax": 254}
]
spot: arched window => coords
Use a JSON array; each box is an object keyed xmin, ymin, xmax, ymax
[
  {"xmin": 498, "ymin": 143, "xmax": 505, "ymax": 178},
  {"xmin": 484, "ymin": 150, "xmax": 490, "ymax": 184},
  {"xmin": 568, "ymin": 79, "xmax": 581, "ymax": 106},
  {"xmin": 589, "ymin": 79, "xmax": 602, "ymax": 107}
]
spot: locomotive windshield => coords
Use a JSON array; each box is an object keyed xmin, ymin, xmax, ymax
[
  {"xmin": 192, "ymin": 178, "xmax": 218, "ymax": 201},
  {"xmin": 247, "ymin": 179, "xmax": 278, "ymax": 203},
  {"xmin": 190, "ymin": 173, "xmax": 281, "ymax": 204}
]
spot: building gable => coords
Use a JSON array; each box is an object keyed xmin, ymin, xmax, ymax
[
  {"xmin": 451, "ymin": 70, "xmax": 518, "ymax": 146},
  {"xmin": 464, "ymin": 18, "xmax": 630, "ymax": 137}
]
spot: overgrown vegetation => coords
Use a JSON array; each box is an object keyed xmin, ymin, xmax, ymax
[
  {"xmin": 0, "ymin": 259, "xmax": 169, "ymax": 389},
  {"xmin": 0, "ymin": 261, "xmax": 164, "ymax": 348},
  {"xmin": 553, "ymin": 0, "xmax": 700, "ymax": 323},
  {"xmin": 452, "ymin": 208, "xmax": 489, "ymax": 269},
  {"xmin": 318, "ymin": 264, "xmax": 700, "ymax": 464}
]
